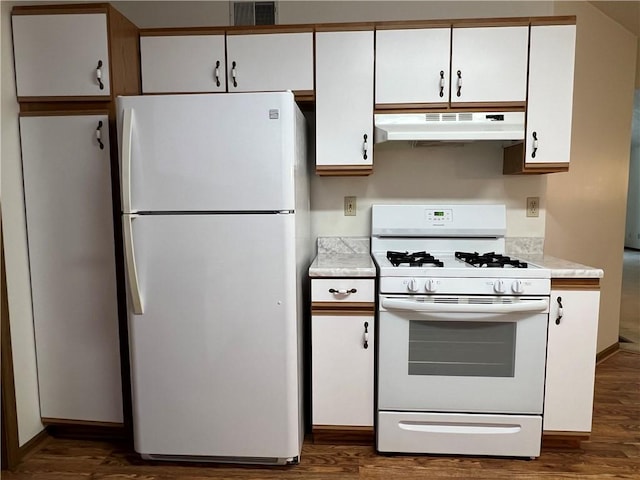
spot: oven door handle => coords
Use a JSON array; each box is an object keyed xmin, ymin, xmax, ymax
[{"xmin": 381, "ymin": 298, "xmax": 548, "ymax": 314}]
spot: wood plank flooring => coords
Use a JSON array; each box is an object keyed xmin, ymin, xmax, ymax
[{"xmin": 4, "ymin": 351, "xmax": 639, "ymax": 479}]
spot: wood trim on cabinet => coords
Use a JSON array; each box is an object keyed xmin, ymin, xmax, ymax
[
  {"xmin": 551, "ymin": 278, "xmax": 601, "ymax": 290},
  {"xmin": 312, "ymin": 425, "xmax": 374, "ymax": 445},
  {"xmin": 315, "ymin": 22, "xmax": 375, "ymax": 32},
  {"xmin": 17, "ymin": 96, "xmax": 111, "ymax": 104},
  {"xmin": 503, "ymin": 143, "xmax": 570, "ymax": 175},
  {"xmin": 312, "ymin": 302, "xmax": 375, "ymax": 313},
  {"xmin": 12, "ymin": 3, "xmax": 109, "ymax": 15},
  {"xmin": 316, "ymin": 165, "xmax": 373, "ymax": 176},
  {"xmin": 542, "ymin": 432, "xmax": 589, "ymax": 449},
  {"xmin": 106, "ymin": 4, "xmax": 141, "ymax": 98},
  {"xmin": 19, "ymin": 109, "xmax": 110, "ymax": 117},
  {"xmin": 140, "ymin": 27, "xmax": 227, "ymax": 36},
  {"xmin": 530, "ymin": 16, "xmax": 576, "ymax": 26},
  {"xmin": 375, "ymin": 102, "xmax": 450, "ymax": 111},
  {"xmin": 227, "ymin": 25, "xmax": 314, "ymax": 35},
  {"xmin": 450, "ymin": 101, "xmax": 527, "ymax": 109},
  {"xmin": 293, "ymin": 90, "xmax": 315, "ymax": 102},
  {"xmin": 374, "ymin": 20, "xmax": 452, "ymax": 30},
  {"xmin": 451, "ymin": 18, "xmax": 531, "ymax": 28}
]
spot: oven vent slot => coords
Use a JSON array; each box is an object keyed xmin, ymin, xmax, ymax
[
  {"xmin": 434, "ymin": 297, "xmax": 459, "ymax": 304},
  {"xmin": 469, "ymin": 298, "xmax": 494, "ymax": 305}
]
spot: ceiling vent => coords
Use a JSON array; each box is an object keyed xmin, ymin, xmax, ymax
[{"xmin": 231, "ymin": 2, "xmax": 277, "ymax": 26}]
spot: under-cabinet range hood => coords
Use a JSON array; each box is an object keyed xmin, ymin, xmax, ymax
[{"xmin": 374, "ymin": 111, "xmax": 525, "ymax": 143}]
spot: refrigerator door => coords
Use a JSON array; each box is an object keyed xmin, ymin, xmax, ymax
[
  {"xmin": 125, "ymin": 213, "xmax": 301, "ymax": 460},
  {"xmin": 118, "ymin": 92, "xmax": 297, "ymax": 213}
]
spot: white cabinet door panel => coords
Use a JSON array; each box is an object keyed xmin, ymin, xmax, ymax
[
  {"xmin": 544, "ymin": 289, "xmax": 600, "ymax": 432},
  {"xmin": 525, "ymin": 25, "xmax": 576, "ymax": 165},
  {"xmin": 226, "ymin": 32, "xmax": 314, "ymax": 92},
  {"xmin": 140, "ymin": 35, "xmax": 226, "ymax": 93},
  {"xmin": 20, "ymin": 114, "xmax": 122, "ymax": 422},
  {"xmin": 312, "ymin": 314, "xmax": 374, "ymax": 426},
  {"xmin": 375, "ymin": 28, "xmax": 451, "ymax": 105},
  {"xmin": 451, "ymin": 26, "xmax": 528, "ymax": 104},
  {"xmin": 12, "ymin": 14, "xmax": 110, "ymax": 97},
  {"xmin": 316, "ymin": 31, "xmax": 374, "ymax": 167}
]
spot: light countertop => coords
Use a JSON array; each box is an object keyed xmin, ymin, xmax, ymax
[{"xmin": 512, "ymin": 254, "xmax": 604, "ymax": 279}]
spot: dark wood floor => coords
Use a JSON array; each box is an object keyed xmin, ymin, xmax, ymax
[{"xmin": 4, "ymin": 350, "xmax": 639, "ymax": 479}]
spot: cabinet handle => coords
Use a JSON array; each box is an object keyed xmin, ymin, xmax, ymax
[
  {"xmin": 456, "ymin": 70, "xmax": 462, "ymax": 97},
  {"xmin": 439, "ymin": 70, "xmax": 445, "ymax": 98},
  {"xmin": 531, "ymin": 131, "xmax": 539, "ymax": 159},
  {"xmin": 328, "ymin": 288, "xmax": 357, "ymax": 295},
  {"xmin": 231, "ymin": 61, "xmax": 238, "ymax": 88},
  {"xmin": 96, "ymin": 60, "xmax": 104, "ymax": 90},
  {"xmin": 363, "ymin": 321, "xmax": 369, "ymax": 349},
  {"xmin": 215, "ymin": 60, "xmax": 221, "ymax": 87},
  {"xmin": 555, "ymin": 296, "xmax": 563, "ymax": 325},
  {"xmin": 96, "ymin": 120, "xmax": 105, "ymax": 150},
  {"xmin": 363, "ymin": 134, "xmax": 368, "ymax": 160}
]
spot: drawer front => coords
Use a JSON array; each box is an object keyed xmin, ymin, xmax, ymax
[{"xmin": 312, "ymin": 279, "xmax": 374, "ymax": 303}]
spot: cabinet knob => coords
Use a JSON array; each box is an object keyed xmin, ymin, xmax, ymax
[
  {"xmin": 231, "ymin": 61, "xmax": 238, "ymax": 88},
  {"xmin": 363, "ymin": 321, "xmax": 369, "ymax": 349},
  {"xmin": 96, "ymin": 60, "xmax": 104, "ymax": 90},
  {"xmin": 456, "ymin": 70, "xmax": 462, "ymax": 97},
  {"xmin": 214, "ymin": 60, "xmax": 221, "ymax": 87},
  {"xmin": 96, "ymin": 121, "xmax": 104, "ymax": 150},
  {"xmin": 328, "ymin": 288, "xmax": 357, "ymax": 295},
  {"xmin": 439, "ymin": 70, "xmax": 445, "ymax": 98},
  {"xmin": 362, "ymin": 134, "xmax": 368, "ymax": 160},
  {"xmin": 531, "ymin": 131, "xmax": 539, "ymax": 159},
  {"xmin": 555, "ymin": 296, "xmax": 563, "ymax": 325}
]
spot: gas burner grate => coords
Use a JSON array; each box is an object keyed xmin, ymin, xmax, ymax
[
  {"xmin": 387, "ymin": 250, "xmax": 444, "ymax": 267},
  {"xmin": 455, "ymin": 251, "xmax": 528, "ymax": 268}
]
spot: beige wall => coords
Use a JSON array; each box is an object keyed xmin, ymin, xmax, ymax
[
  {"xmin": 547, "ymin": 1, "xmax": 637, "ymax": 352},
  {"xmin": 0, "ymin": 1, "xmax": 45, "ymax": 446}
]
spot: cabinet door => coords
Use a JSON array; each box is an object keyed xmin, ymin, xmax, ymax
[
  {"xmin": 451, "ymin": 26, "xmax": 528, "ymax": 105},
  {"xmin": 375, "ymin": 28, "xmax": 451, "ymax": 106},
  {"xmin": 140, "ymin": 35, "xmax": 226, "ymax": 93},
  {"xmin": 544, "ymin": 289, "xmax": 600, "ymax": 432},
  {"xmin": 20, "ymin": 114, "xmax": 123, "ymax": 423},
  {"xmin": 226, "ymin": 32, "xmax": 313, "ymax": 93},
  {"xmin": 312, "ymin": 314, "xmax": 374, "ymax": 427},
  {"xmin": 525, "ymin": 25, "xmax": 576, "ymax": 166},
  {"xmin": 315, "ymin": 30, "xmax": 374, "ymax": 172},
  {"xmin": 12, "ymin": 13, "xmax": 110, "ymax": 98}
]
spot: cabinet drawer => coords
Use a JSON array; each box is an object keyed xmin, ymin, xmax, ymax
[{"xmin": 312, "ymin": 279, "xmax": 374, "ymax": 303}]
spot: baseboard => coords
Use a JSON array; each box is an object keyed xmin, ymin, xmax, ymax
[
  {"xmin": 312, "ymin": 425, "xmax": 374, "ymax": 445},
  {"xmin": 15, "ymin": 429, "xmax": 49, "ymax": 464},
  {"xmin": 596, "ymin": 342, "xmax": 620, "ymax": 364},
  {"xmin": 542, "ymin": 432, "xmax": 589, "ymax": 449},
  {"xmin": 42, "ymin": 419, "xmax": 127, "ymax": 441}
]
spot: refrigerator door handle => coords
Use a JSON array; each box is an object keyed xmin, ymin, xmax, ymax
[
  {"xmin": 123, "ymin": 214, "xmax": 144, "ymax": 315},
  {"xmin": 121, "ymin": 108, "xmax": 135, "ymax": 213}
]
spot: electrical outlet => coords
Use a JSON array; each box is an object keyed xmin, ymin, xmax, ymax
[
  {"xmin": 526, "ymin": 197, "xmax": 539, "ymax": 217},
  {"xmin": 344, "ymin": 196, "xmax": 356, "ymax": 216}
]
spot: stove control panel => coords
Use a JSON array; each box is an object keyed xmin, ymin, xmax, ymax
[
  {"xmin": 385, "ymin": 277, "xmax": 551, "ymax": 296},
  {"xmin": 425, "ymin": 208, "xmax": 453, "ymax": 224}
]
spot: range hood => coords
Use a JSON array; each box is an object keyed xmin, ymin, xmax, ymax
[{"xmin": 374, "ymin": 111, "xmax": 525, "ymax": 143}]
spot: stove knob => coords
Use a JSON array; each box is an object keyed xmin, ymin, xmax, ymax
[
  {"xmin": 407, "ymin": 278, "xmax": 419, "ymax": 292},
  {"xmin": 493, "ymin": 279, "xmax": 506, "ymax": 294},
  {"xmin": 425, "ymin": 279, "xmax": 438, "ymax": 293},
  {"xmin": 512, "ymin": 279, "xmax": 524, "ymax": 294}
]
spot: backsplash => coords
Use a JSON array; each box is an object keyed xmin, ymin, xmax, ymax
[{"xmin": 317, "ymin": 236, "xmax": 370, "ymax": 254}]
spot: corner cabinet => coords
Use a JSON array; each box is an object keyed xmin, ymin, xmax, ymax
[
  {"xmin": 544, "ymin": 278, "xmax": 600, "ymax": 441},
  {"xmin": 504, "ymin": 22, "xmax": 576, "ymax": 174},
  {"xmin": 315, "ymin": 28, "xmax": 374, "ymax": 176},
  {"xmin": 311, "ymin": 278, "xmax": 375, "ymax": 439},
  {"xmin": 20, "ymin": 114, "xmax": 124, "ymax": 424},
  {"xmin": 140, "ymin": 33, "xmax": 227, "ymax": 93}
]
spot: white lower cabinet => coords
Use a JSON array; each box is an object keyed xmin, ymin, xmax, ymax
[
  {"xmin": 544, "ymin": 285, "xmax": 600, "ymax": 433},
  {"xmin": 311, "ymin": 278, "xmax": 375, "ymax": 428},
  {"xmin": 20, "ymin": 114, "xmax": 123, "ymax": 423}
]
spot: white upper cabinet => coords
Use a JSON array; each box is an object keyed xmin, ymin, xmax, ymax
[
  {"xmin": 140, "ymin": 35, "xmax": 226, "ymax": 93},
  {"xmin": 524, "ymin": 24, "xmax": 576, "ymax": 166},
  {"xmin": 315, "ymin": 30, "xmax": 374, "ymax": 174},
  {"xmin": 226, "ymin": 32, "xmax": 314, "ymax": 93},
  {"xmin": 450, "ymin": 26, "xmax": 529, "ymax": 105},
  {"xmin": 375, "ymin": 28, "xmax": 451, "ymax": 106},
  {"xmin": 12, "ymin": 13, "xmax": 110, "ymax": 98}
]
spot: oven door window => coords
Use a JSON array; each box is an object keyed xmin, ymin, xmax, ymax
[{"xmin": 409, "ymin": 321, "xmax": 516, "ymax": 377}]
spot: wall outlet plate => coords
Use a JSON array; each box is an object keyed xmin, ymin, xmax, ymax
[
  {"xmin": 344, "ymin": 196, "xmax": 356, "ymax": 216},
  {"xmin": 527, "ymin": 197, "xmax": 540, "ymax": 217}
]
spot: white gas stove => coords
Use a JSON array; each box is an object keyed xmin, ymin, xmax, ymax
[{"xmin": 372, "ymin": 204, "xmax": 550, "ymax": 459}]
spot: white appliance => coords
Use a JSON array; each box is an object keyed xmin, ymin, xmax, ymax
[
  {"xmin": 116, "ymin": 92, "xmax": 310, "ymax": 465},
  {"xmin": 374, "ymin": 111, "xmax": 525, "ymax": 143},
  {"xmin": 372, "ymin": 204, "xmax": 550, "ymax": 458}
]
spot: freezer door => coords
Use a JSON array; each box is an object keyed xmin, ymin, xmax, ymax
[
  {"xmin": 126, "ymin": 213, "xmax": 301, "ymax": 459},
  {"xmin": 118, "ymin": 92, "xmax": 297, "ymax": 213}
]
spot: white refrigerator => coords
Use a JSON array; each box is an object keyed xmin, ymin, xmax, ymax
[{"xmin": 116, "ymin": 92, "xmax": 310, "ymax": 464}]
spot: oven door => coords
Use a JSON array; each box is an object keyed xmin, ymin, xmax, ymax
[{"xmin": 378, "ymin": 295, "xmax": 549, "ymax": 415}]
